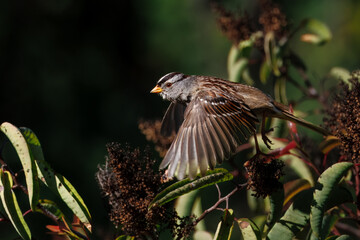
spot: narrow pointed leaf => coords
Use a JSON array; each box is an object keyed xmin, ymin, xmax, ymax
[
  {"xmin": 0, "ymin": 169, "xmax": 31, "ymax": 240},
  {"xmin": 213, "ymin": 209, "xmax": 234, "ymax": 240},
  {"xmin": 36, "ymin": 199, "xmax": 64, "ymax": 220},
  {"xmin": 319, "ymin": 136, "xmax": 341, "ymax": 154},
  {"xmin": 0, "ymin": 122, "xmax": 39, "ymax": 210},
  {"xmin": 300, "ymin": 18, "xmax": 332, "ymax": 45},
  {"xmin": 267, "ymin": 188, "xmax": 313, "ymax": 240},
  {"xmin": 115, "ymin": 235, "xmax": 135, "ymax": 240},
  {"xmin": 310, "ymin": 162, "xmax": 353, "ymax": 239},
  {"xmin": 309, "ymin": 214, "xmax": 338, "ymax": 240},
  {"xmin": 260, "ymin": 61, "xmax": 271, "ymax": 84},
  {"xmin": 20, "ymin": 127, "xmax": 92, "ymax": 232},
  {"xmin": 266, "ymin": 186, "xmax": 284, "ymax": 229},
  {"xmin": 327, "ymin": 235, "xmax": 353, "ymax": 240},
  {"xmin": 229, "ymin": 58, "xmax": 248, "ymax": 83},
  {"xmin": 149, "ymin": 168, "xmax": 233, "ymax": 208},
  {"xmin": 238, "ymin": 218, "xmax": 261, "ymax": 240},
  {"xmin": 283, "ymin": 179, "xmax": 311, "ymax": 206}
]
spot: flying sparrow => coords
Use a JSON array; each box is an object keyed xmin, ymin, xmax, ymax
[{"xmin": 150, "ymin": 72, "xmax": 329, "ymax": 180}]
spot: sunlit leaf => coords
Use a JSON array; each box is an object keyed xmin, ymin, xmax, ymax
[
  {"xmin": 228, "ymin": 31, "xmax": 263, "ymax": 83},
  {"xmin": 238, "ymin": 218, "xmax": 261, "ymax": 240},
  {"xmin": 36, "ymin": 199, "xmax": 64, "ymax": 220},
  {"xmin": 229, "ymin": 58, "xmax": 248, "ymax": 83},
  {"xmin": 20, "ymin": 127, "xmax": 92, "ymax": 232},
  {"xmin": 310, "ymin": 162, "xmax": 353, "ymax": 239},
  {"xmin": 300, "ymin": 19, "xmax": 332, "ymax": 45},
  {"xmin": 193, "ymin": 230, "xmax": 213, "ymax": 240},
  {"xmin": 319, "ymin": 135, "xmax": 341, "ymax": 154},
  {"xmin": 115, "ymin": 235, "xmax": 135, "ymax": 240},
  {"xmin": 0, "ymin": 169, "xmax": 31, "ymax": 240},
  {"xmin": 329, "ymin": 67, "xmax": 351, "ymax": 84},
  {"xmin": 149, "ymin": 168, "xmax": 233, "ymax": 208},
  {"xmin": 0, "ymin": 122, "xmax": 39, "ymax": 211},
  {"xmin": 214, "ymin": 209, "xmax": 234, "ymax": 240}
]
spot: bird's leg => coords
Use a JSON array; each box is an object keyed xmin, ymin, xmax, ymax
[
  {"xmin": 253, "ymin": 130, "xmax": 262, "ymax": 154},
  {"xmin": 261, "ymin": 113, "xmax": 273, "ymax": 149}
]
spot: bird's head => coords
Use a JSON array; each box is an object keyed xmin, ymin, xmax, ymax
[{"xmin": 150, "ymin": 72, "xmax": 196, "ymax": 103}]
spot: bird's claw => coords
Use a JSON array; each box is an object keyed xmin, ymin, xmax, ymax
[{"xmin": 261, "ymin": 129, "xmax": 273, "ymax": 150}]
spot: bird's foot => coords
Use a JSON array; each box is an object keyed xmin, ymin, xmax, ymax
[{"xmin": 261, "ymin": 128, "xmax": 274, "ymax": 149}]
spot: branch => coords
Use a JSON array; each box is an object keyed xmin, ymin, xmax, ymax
[{"xmin": 194, "ymin": 183, "xmax": 246, "ymax": 225}]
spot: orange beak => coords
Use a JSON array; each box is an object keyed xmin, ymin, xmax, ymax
[{"xmin": 150, "ymin": 85, "xmax": 163, "ymax": 93}]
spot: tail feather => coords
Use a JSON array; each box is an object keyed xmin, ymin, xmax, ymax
[{"xmin": 277, "ymin": 110, "xmax": 330, "ymax": 136}]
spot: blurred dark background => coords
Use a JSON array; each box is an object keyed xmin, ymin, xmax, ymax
[{"xmin": 0, "ymin": 0, "xmax": 359, "ymax": 239}]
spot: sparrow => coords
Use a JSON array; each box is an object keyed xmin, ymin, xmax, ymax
[{"xmin": 150, "ymin": 72, "xmax": 329, "ymax": 180}]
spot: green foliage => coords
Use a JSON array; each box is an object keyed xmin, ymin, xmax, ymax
[
  {"xmin": 310, "ymin": 162, "xmax": 354, "ymax": 239},
  {"xmin": 213, "ymin": 209, "xmax": 234, "ymax": 240},
  {"xmin": 0, "ymin": 122, "xmax": 92, "ymax": 239},
  {"xmin": 0, "ymin": 169, "xmax": 31, "ymax": 240},
  {"xmin": 0, "ymin": 122, "xmax": 39, "ymax": 211},
  {"xmin": 150, "ymin": 168, "xmax": 233, "ymax": 208},
  {"xmin": 238, "ymin": 218, "xmax": 261, "ymax": 240},
  {"xmin": 300, "ymin": 18, "xmax": 332, "ymax": 45}
]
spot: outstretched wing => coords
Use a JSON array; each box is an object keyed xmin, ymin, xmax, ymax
[
  {"xmin": 160, "ymin": 94, "xmax": 258, "ymax": 180},
  {"xmin": 160, "ymin": 102, "xmax": 187, "ymax": 137}
]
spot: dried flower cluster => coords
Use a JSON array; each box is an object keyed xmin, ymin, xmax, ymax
[
  {"xmin": 213, "ymin": 0, "xmax": 287, "ymax": 45},
  {"xmin": 212, "ymin": 4, "xmax": 254, "ymax": 45},
  {"xmin": 96, "ymin": 143, "xmax": 168, "ymax": 238},
  {"xmin": 325, "ymin": 71, "xmax": 360, "ymax": 163},
  {"xmin": 138, "ymin": 119, "xmax": 174, "ymax": 157},
  {"xmin": 96, "ymin": 143, "xmax": 195, "ymax": 238},
  {"xmin": 259, "ymin": 0, "xmax": 288, "ymax": 38},
  {"xmin": 244, "ymin": 154, "xmax": 285, "ymax": 198}
]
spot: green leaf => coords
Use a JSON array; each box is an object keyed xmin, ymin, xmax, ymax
[
  {"xmin": 287, "ymin": 154, "xmax": 315, "ymax": 186},
  {"xmin": 175, "ymin": 191, "xmax": 206, "ymax": 231},
  {"xmin": 300, "ymin": 18, "xmax": 332, "ymax": 45},
  {"xmin": 36, "ymin": 199, "xmax": 64, "ymax": 220},
  {"xmin": 267, "ymin": 188, "xmax": 313, "ymax": 240},
  {"xmin": 193, "ymin": 230, "xmax": 213, "ymax": 240},
  {"xmin": 115, "ymin": 235, "xmax": 135, "ymax": 240},
  {"xmin": 0, "ymin": 169, "xmax": 31, "ymax": 240},
  {"xmin": 229, "ymin": 58, "xmax": 248, "ymax": 83},
  {"xmin": 309, "ymin": 214, "xmax": 338, "ymax": 240},
  {"xmin": 228, "ymin": 31, "xmax": 263, "ymax": 83},
  {"xmin": 238, "ymin": 218, "xmax": 261, "ymax": 240},
  {"xmin": 319, "ymin": 136, "xmax": 341, "ymax": 155},
  {"xmin": 266, "ymin": 187, "xmax": 284, "ymax": 229},
  {"xmin": 149, "ymin": 168, "xmax": 233, "ymax": 208},
  {"xmin": 310, "ymin": 162, "xmax": 353, "ymax": 239},
  {"xmin": 0, "ymin": 122, "xmax": 39, "ymax": 211},
  {"xmin": 329, "ymin": 67, "xmax": 351, "ymax": 84},
  {"xmin": 283, "ymin": 179, "xmax": 311, "ymax": 206},
  {"xmin": 264, "ymin": 32, "xmax": 281, "ymax": 77},
  {"xmin": 213, "ymin": 209, "xmax": 234, "ymax": 240},
  {"xmin": 20, "ymin": 127, "xmax": 92, "ymax": 232},
  {"xmin": 260, "ymin": 61, "xmax": 271, "ymax": 84}
]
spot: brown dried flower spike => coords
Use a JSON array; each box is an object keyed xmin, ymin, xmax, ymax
[{"xmin": 325, "ymin": 71, "xmax": 360, "ymax": 163}]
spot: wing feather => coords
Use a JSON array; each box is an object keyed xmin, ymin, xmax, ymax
[{"xmin": 160, "ymin": 93, "xmax": 259, "ymax": 179}]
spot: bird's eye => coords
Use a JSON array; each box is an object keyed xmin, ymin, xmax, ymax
[{"xmin": 166, "ymin": 82, "xmax": 172, "ymax": 88}]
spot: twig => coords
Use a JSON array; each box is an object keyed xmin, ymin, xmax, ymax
[{"xmin": 194, "ymin": 183, "xmax": 246, "ymax": 225}]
